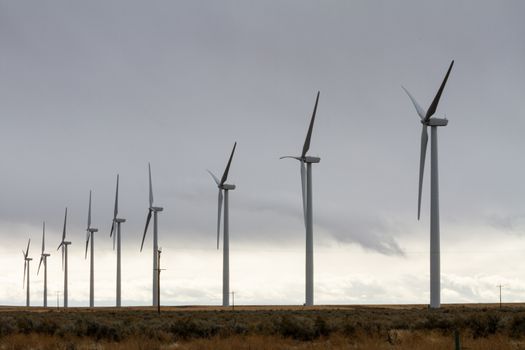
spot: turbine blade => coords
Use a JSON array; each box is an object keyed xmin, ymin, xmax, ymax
[
  {"xmin": 111, "ymin": 175, "xmax": 119, "ymax": 239},
  {"xmin": 112, "ymin": 227, "xmax": 116, "ymax": 250},
  {"xmin": 148, "ymin": 163, "xmax": 153, "ymax": 208},
  {"xmin": 301, "ymin": 91, "xmax": 320, "ymax": 158},
  {"xmin": 114, "ymin": 174, "xmax": 119, "ymax": 219},
  {"xmin": 61, "ymin": 246, "xmax": 65, "ymax": 271},
  {"xmin": 220, "ymin": 142, "xmax": 237, "ymax": 186},
  {"xmin": 280, "ymin": 156, "xmax": 302, "ymax": 161},
  {"xmin": 141, "ymin": 209, "xmax": 152, "ymax": 252},
  {"xmin": 418, "ymin": 125, "xmax": 428, "ymax": 220},
  {"xmin": 207, "ymin": 170, "xmax": 220, "ymax": 186},
  {"xmin": 425, "ymin": 60, "xmax": 454, "ymax": 120},
  {"xmin": 57, "ymin": 241, "xmax": 63, "ymax": 251},
  {"xmin": 85, "ymin": 232, "xmax": 90, "ymax": 259},
  {"xmin": 300, "ymin": 161, "xmax": 307, "ymax": 227},
  {"xmin": 26, "ymin": 239, "xmax": 31, "ymax": 257},
  {"xmin": 217, "ymin": 189, "xmax": 223, "ymax": 250},
  {"xmin": 62, "ymin": 207, "xmax": 67, "ymax": 242},
  {"xmin": 37, "ymin": 256, "xmax": 43, "ymax": 275},
  {"xmin": 402, "ymin": 86, "xmax": 426, "ymax": 119},
  {"xmin": 87, "ymin": 190, "xmax": 92, "ymax": 230},
  {"xmin": 41, "ymin": 222, "xmax": 45, "ymax": 253},
  {"xmin": 23, "ymin": 260, "xmax": 27, "ymax": 289}
]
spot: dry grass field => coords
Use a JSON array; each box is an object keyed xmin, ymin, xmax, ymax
[{"xmin": 1, "ymin": 304, "xmax": 525, "ymax": 349}]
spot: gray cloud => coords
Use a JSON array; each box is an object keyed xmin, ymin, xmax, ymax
[{"xmin": 0, "ymin": 0, "xmax": 524, "ymax": 304}]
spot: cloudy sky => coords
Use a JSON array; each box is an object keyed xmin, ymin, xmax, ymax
[{"xmin": 1, "ymin": 1, "xmax": 525, "ymax": 307}]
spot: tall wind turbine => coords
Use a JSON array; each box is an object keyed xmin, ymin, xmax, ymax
[
  {"xmin": 140, "ymin": 163, "xmax": 163, "ymax": 307},
  {"xmin": 110, "ymin": 174, "xmax": 126, "ymax": 307},
  {"xmin": 281, "ymin": 91, "xmax": 321, "ymax": 306},
  {"xmin": 22, "ymin": 238, "xmax": 32, "ymax": 307},
  {"xmin": 403, "ymin": 60, "xmax": 454, "ymax": 309},
  {"xmin": 207, "ymin": 142, "xmax": 237, "ymax": 307},
  {"xmin": 37, "ymin": 222, "xmax": 50, "ymax": 307},
  {"xmin": 57, "ymin": 207, "xmax": 71, "ymax": 308},
  {"xmin": 85, "ymin": 190, "xmax": 98, "ymax": 307}
]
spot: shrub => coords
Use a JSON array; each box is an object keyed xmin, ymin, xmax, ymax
[
  {"xmin": 278, "ymin": 315, "xmax": 317, "ymax": 341},
  {"xmin": 509, "ymin": 315, "xmax": 525, "ymax": 338},
  {"xmin": 0, "ymin": 316, "xmax": 17, "ymax": 336},
  {"xmin": 169, "ymin": 318, "xmax": 220, "ymax": 339}
]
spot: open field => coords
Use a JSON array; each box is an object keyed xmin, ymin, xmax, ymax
[{"xmin": 2, "ymin": 304, "xmax": 525, "ymax": 349}]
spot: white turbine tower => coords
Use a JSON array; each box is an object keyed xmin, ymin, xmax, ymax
[
  {"xmin": 22, "ymin": 238, "xmax": 32, "ymax": 307},
  {"xmin": 37, "ymin": 222, "xmax": 50, "ymax": 307},
  {"xmin": 110, "ymin": 174, "xmax": 126, "ymax": 307},
  {"xmin": 403, "ymin": 60, "xmax": 454, "ymax": 309},
  {"xmin": 281, "ymin": 91, "xmax": 320, "ymax": 306},
  {"xmin": 57, "ymin": 207, "xmax": 71, "ymax": 308},
  {"xmin": 207, "ymin": 142, "xmax": 237, "ymax": 307},
  {"xmin": 140, "ymin": 163, "xmax": 163, "ymax": 307},
  {"xmin": 84, "ymin": 190, "xmax": 98, "ymax": 308}
]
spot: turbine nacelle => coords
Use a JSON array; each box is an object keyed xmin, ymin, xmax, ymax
[
  {"xmin": 424, "ymin": 118, "xmax": 448, "ymax": 127},
  {"xmin": 304, "ymin": 156, "xmax": 321, "ymax": 164},
  {"xmin": 115, "ymin": 218, "xmax": 126, "ymax": 223},
  {"xmin": 62, "ymin": 241, "xmax": 71, "ymax": 245},
  {"xmin": 87, "ymin": 228, "xmax": 98, "ymax": 233},
  {"xmin": 220, "ymin": 184, "xmax": 236, "ymax": 190},
  {"xmin": 150, "ymin": 206, "xmax": 164, "ymax": 212}
]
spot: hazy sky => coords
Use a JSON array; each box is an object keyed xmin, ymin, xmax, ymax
[{"xmin": 1, "ymin": 1, "xmax": 525, "ymax": 306}]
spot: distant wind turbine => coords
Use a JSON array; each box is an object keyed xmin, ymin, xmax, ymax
[
  {"xmin": 281, "ymin": 91, "xmax": 321, "ymax": 306},
  {"xmin": 207, "ymin": 142, "xmax": 237, "ymax": 307},
  {"xmin": 22, "ymin": 238, "xmax": 32, "ymax": 307},
  {"xmin": 110, "ymin": 174, "xmax": 126, "ymax": 307},
  {"xmin": 402, "ymin": 60, "xmax": 454, "ymax": 309},
  {"xmin": 140, "ymin": 163, "xmax": 163, "ymax": 307},
  {"xmin": 57, "ymin": 207, "xmax": 71, "ymax": 308},
  {"xmin": 37, "ymin": 222, "xmax": 50, "ymax": 307},
  {"xmin": 85, "ymin": 190, "xmax": 99, "ymax": 307}
]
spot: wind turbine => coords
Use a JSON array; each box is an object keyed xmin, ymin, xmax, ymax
[
  {"xmin": 110, "ymin": 174, "xmax": 126, "ymax": 307},
  {"xmin": 140, "ymin": 163, "xmax": 163, "ymax": 307},
  {"xmin": 85, "ymin": 190, "xmax": 98, "ymax": 307},
  {"xmin": 57, "ymin": 207, "xmax": 71, "ymax": 308},
  {"xmin": 37, "ymin": 222, "xmax": 50, "ymax": 307},
  {"xmin": 22, "ymin": 238, "xmax": 32, "ymax": 307},
  {"xmin": 402, "ymin": 60, "xmax": 454, "ymax": 309},
  {"xmin": 207, "ymin": 142, "xmax": 237, "ymax": 307},
  {"xmin": 280, "ymin": 91, "xmax": 320, "ymax": 306}
]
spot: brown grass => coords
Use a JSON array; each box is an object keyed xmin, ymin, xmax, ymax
[{"xmin": 2, "ymin": 304, "xmax": 525, "ymax": 349}]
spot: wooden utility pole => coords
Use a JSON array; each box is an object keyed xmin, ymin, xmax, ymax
[
  {"xmin": 497, "ymin": 284, "xmax": 505, "ymax": 308},
  {"xmin": 231, "ymin": 291, "xmax": 235, "ymax": 310}
]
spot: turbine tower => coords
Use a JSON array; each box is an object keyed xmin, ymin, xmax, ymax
[
  {"xmin": 57, "ymin": 207, "xmax": 71, "ymax": 308},
  {"xmin": 140, "ymin": 163, "xmax": 163, "ymax": 307},
  {"xmin": 37, "ymin": 222, "xmax": 50, "ymax": 307},
  {"xmin": 207, "ymin": 142, "xmax": 237, "ymax": 307},
  {"xmin": 110, "ymin": 174, "xmax": 126, "ymax": 307},
  {"xmin": 403, "ymin": 60, "xmax": 454, "ymax": 309},
  {"xmin": 84, "ymin": 190, "xmax": 98, "ymax": 307},
  {"xmin": 281, "ymin": 91, "xmax": 321, "ymax": 306},
  {"xmin": 22, "ymin": 238, "xmax": 32, "ymax": 307}
]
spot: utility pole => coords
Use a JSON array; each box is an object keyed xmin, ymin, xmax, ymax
[
  {"xmin": 56, "ymin": 291, "xmax": 60, "ymax": 310},
  {"xmin": 497, "ymin": 284, "xmax": 505, "ymax": 308},
  {"xmin": 231, "ymin": 291, "xmax": 235, "ymax": 311}
]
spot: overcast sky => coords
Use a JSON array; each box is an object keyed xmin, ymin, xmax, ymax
[{"xmin": 1, "ymin": 1, "xmax": 525, "ymax": 306}]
